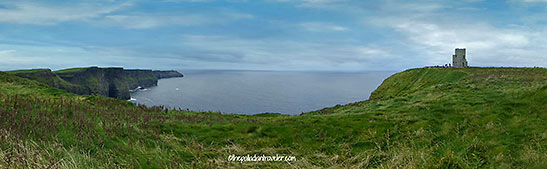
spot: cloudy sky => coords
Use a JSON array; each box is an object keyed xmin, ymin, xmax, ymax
[{"xmin": 0, "ymin": 0, "xmax": 546, "ymax": 71}]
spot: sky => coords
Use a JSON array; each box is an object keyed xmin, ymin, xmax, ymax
[{"xmin": 0, "ymin": 0, "xmax": 546, "ymax": 71}]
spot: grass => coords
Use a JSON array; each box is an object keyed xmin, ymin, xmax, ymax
[
  {"xmin": 5, "ymin": 69, "xmax": 50, "ymax": 74},
  {"xmin": 6, "ymin": 69, "xmax": 90, "ymax": 96},
  {"xmin": 53, "ymin": 67, "xmax": 89, "ymax": 74},
  {"xmin": 0, "ymin": 67, "xmax": 545, "ymax": 168}
]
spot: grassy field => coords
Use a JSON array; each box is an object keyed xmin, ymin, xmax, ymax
[
  {"xmin": 0, "ymin": 67, "xmax": 545, "ymax": 168},
  {"xmin": 53, "ymin": 67, "xmax": 88, "ymax": 73}
]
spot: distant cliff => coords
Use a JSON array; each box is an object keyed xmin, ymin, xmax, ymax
[
  {"xmin": 153, "ymin": 70, "xmax": 184, "ymax": 79},
  {"xmin": 7, "ymin": 67, "xmax": 183, "ymax": 100}
]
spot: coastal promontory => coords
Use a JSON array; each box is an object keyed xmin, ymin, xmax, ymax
[{"xmin": 7, "ymin": 66, "xmax": 183, "ymax": 100}]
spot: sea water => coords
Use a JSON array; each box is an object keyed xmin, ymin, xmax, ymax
[{"xmin": 130, "ymin": 70, "xmax": 394, "ymax": 115}]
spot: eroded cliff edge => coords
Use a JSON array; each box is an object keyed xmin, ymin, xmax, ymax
[{"xmin": 7, "ymin": 67, "xmax": 183, "ymax": 100}]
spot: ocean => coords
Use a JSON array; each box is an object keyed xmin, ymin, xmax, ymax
[{"xmin": 130, "ymin": 70, "xmax": 395, "ymax": 115}]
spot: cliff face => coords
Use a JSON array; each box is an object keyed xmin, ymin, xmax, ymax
[
  {"xmin": 125, "ymin": 69, "xmax": 158, "ymax": 90},
  {"xmin": 9, "ymin": 67, "xmax": 183, "ymax": 100},
  {"xmin": 153, "ymin": 70, "xmax": 183, "ymax": 79},
  {"xmin": 55, "ymin": 67, "xmax": 131, "ymax": 100}
]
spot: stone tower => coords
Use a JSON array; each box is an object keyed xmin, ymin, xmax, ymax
[{"xmin": 452, "ymin": 48, "xmax": 468, "ymax": 68}]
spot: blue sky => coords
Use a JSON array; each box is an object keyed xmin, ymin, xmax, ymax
[{"xmin": 0, "ymin": 0, "xmax": 546, "ymax": 71}]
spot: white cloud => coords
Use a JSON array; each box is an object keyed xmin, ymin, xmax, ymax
[
  {"xmin": 0, "ymin": 43, "xmax": 180, "ymax": 71},
  {"xmin": 0, "ymin": 44, "xmax": 90, "ymax": 70},
  {"xmin": 162, "ymin": 0, "xmax": 249, "ymax": 2},
  {"xmin": 162, "ymin": 0, "xmax": 213, "ymax": 2},
  {"xmin": 393, "ymin": 21, "xmax": 530, "ymax": 49},
  {"xmin": 299, "ymin": 22, "xmax": 348, "ymax": 32},
  {"xmin": 384, "ymin": 1, "xmax": 446, "ymax": 12},
  {"xmin": 102, "ymin": 12, "xmax": 253, "ymax": 29},
  {"xmin": 327, "ymin": 0, "xmax": 547, "ymax": 67},
  {"xmin": 274, "ymin": 0, "xmax": 349, "ymax": 9},
  {"xmin": 370, "ymin": 15, "xmax": 546, "ymax": 67},
  {"xmin": 0, "ymin": 2, "xmax": 131, "ymax": 25},
  {"xmin": 513, "ymin": 0, "xmax": 547, "ymax": 2},
  {"xmin": 1, "ymin": 0, "xmax": 545, "ymax": 70},
  {"xmin": 301, "ymin": 0, "xmax": 346, "ymax": 4},
  {"xmin": 0, "ymin": 1, "xmax": 253, "ymax": 29},
  {"xmin": 177, "ymin": 35, "xmax": 398, "ymax": 70},
  {"xmin": 0, "ymin": 50, "xmax": 16, "ymax": 56}
]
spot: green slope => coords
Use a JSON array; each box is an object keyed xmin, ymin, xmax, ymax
[
  {"xmin": 6, "ymin": 69, "xmax": 90, "ymax": 95},
  {"xmin": 0, "ymin": 68, "xmax": 545, "ymax": 168}
]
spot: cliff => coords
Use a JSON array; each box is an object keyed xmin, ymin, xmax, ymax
[
  {"xmin": 126, "ymin": 69, "xmax": 159, "ymax": 89},
  {"xmin": 8, "ymin": 67, "xmax": 183, "ymax": 100},
  {"xmin": 6, "ymin": 69, "xmax": 90, "ymax": 95},
  {"xmin": 153, "ymin": 70, "xmax": 184, "ymax": 79}
]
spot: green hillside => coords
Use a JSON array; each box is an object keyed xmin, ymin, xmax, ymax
[{"xmin": 0, "ymin": 68, "xmax": 545, "ymax": 168}]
